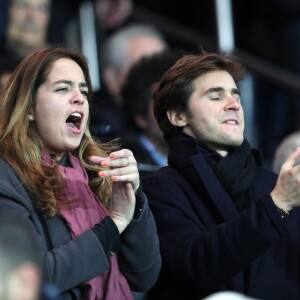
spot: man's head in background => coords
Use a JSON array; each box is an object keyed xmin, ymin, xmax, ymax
[
  {"xmin": 100, "ymin": 23, "xmax": 168, "ymax": 104},
  {"xmin": 122, "ymin": 49, "xmax": 184, "ymax": 139},
  {"xmin": 6, "ymin": 0, "xmax": 51, "ymax": 59}
]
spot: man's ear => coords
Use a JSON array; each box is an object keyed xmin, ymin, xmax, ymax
[{"xmin": 167, "ymin": 109, "xmax": 188, "ymax": 127}]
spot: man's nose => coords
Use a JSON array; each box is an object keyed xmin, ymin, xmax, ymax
[{"xmin": 224, "ymin": 95, "xmax": 241, "ymax": 111}]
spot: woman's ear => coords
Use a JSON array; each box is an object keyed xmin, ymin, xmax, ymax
[
  {"xmin": 28, "ymin": 108, "xmax": 35, "ymax": 121},
  {"xmin": 167, "ymin": 109, "xmax": 188, "ymax": 127},
  {"xmin": 28, "ymin": 114, "xmax": 35, "ymax": 121}
]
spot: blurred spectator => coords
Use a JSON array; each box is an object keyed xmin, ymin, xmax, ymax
[
  {"xmin": 121, "ymin": 49, "xmax": 184, "ymax": 176},
  {"xmin": 90, "ymin": 22, "xmax": 168, "ymax": 140},
  {"xmin": 100, "ymin": 22, "xmax": 168, "ymax": 104},
  {"xmin": 0, "ymin": 214, "xmax": 41, "ymax": 300},
  {"xmin": 272, "ymin": 131, "xmax": 300, "ymax": 174},
  {"xmin": 0, "ymin": 0, "xmax": 51, "ymax": 60}
]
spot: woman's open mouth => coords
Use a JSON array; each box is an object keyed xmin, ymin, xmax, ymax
[{"xmin": 66, "ymin": 111, "xmax": 83, "ymax": 133}]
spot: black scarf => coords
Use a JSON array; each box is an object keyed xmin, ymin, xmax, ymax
[{"xmin": 198, "ymin": 139, "xmax": 256, "ymax": 212}]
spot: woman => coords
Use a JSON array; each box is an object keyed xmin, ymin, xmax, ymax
[{"xmin": 0, "ymin": 47, "xmax": 161, "ymax": 299}]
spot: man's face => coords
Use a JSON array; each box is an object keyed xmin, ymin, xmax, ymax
[
  {"xmin": 175, "ymin": 70, "xmax": 244, "ymax": 156},
  {"xmin": 7, "ymin": 0, "xmax": 50, "ymax": 48}
]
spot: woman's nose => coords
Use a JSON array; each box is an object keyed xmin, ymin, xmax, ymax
[{"xmin": 71, "ymin": 89, "xmax": 85, "ymax": 104}]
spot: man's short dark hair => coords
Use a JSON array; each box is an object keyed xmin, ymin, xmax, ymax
[{"xmin": 153, "ymin": 52, "xmax": 246, "ymax": 140}]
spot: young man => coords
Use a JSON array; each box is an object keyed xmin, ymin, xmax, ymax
[{"xmin": 142, "ymin": 52, "xmax": 300, "ymax": 300}]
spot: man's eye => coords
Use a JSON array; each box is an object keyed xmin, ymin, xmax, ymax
[{"xmin": 211, "ymin": 96, "xmax": 221, "ymax": 100}]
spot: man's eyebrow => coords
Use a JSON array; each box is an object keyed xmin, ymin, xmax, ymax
[
  {"xmin": 232, "ymin": 87, "xmax": 241, "ymax": 96},
  {"xmin": 203, "ymin": 87, "xmax": 224, "ymax": 96},
  {"xmin": 53, "ymin": 80, "xmax": 88, "ymax": 88},
  {"xmin": 203, "ymin": 87, "xmax": 241, "ymax": 96}
]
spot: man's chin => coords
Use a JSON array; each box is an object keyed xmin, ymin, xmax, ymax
[{"xmin": 221, "ymin": 136, "xmax": 244, "ymax": 150}]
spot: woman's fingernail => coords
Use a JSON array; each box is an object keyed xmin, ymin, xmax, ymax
[
  {"xmin": 99, "ymin": 171, "xmax": 105, "ymax": 177},
  {"xmin": 110, "ymin": 153, "xmax": 116, "ymax": 159},
  {"xmin": 101, "ymin": 161, "xmax": 107, "ymax": 166},
  {"xmin": 111, "ymin": 176, "xmax": 117, "ymax": 181}
]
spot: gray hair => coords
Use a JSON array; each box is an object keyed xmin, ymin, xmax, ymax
[{"xmin": 100, "ymin": 23, "xmax": 167, "ymax": 73}]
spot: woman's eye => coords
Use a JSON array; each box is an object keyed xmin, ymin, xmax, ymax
[
  {"xmin": 56, "ymin": 87, "xmax": 68, "ymax": 92},
  {"xmin": 81, "ymin": 90, "xmax": 88, "ymax": 97}
]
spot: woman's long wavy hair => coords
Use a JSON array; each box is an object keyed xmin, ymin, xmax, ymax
[{"xmin": 0, "ymin": 47, "xmax": 117, "ymax": 216}]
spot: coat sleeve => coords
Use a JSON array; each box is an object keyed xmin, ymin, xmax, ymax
[
  {"xmin": 142, "ymin": 172, "xmax": 288, "ymax": 289},
  {"xmin": 0, "ymin": 163, "xmax": 110, "ymax": 294},
  {"xmin": 0, "ymin": 159, "xmax": 161, "ymax": 295},
  {"xmin": 118, "ymin": 186, "xmax": 162, "ymax": 292}
]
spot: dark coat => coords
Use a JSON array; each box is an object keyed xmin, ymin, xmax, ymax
[
  {"xmin": 0, "ymin": 157, "xmax": 161, "ymax": 300},
  {"xmin": 142, "ymin": 134, "xmax": 300, "ymax": 300}
]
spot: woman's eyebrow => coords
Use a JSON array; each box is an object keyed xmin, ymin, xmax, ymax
[{"xmin": 53, "ymin": 80, "xmax": 87, "ymax": 88}]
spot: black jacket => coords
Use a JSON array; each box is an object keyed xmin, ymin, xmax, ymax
[{"xmin": 143, "ymin": 134, "xmax": 300, "ymax": 300}]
